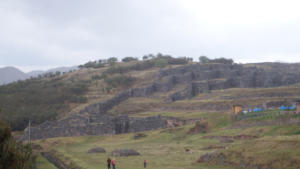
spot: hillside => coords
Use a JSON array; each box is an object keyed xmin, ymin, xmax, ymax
[
  {"xmin": 1, "ymin": 57, "xmax": 300, "ymax": 133},
  {"xmin": 1, "ymin": 56, "xmax": 300, "ymax": 169},
  {"xmin": 0, "ymin": 56, "xmax": 188, "ymax": 130}
]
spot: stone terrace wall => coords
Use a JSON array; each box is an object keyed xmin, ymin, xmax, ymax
[{"xmin": 21, "ymin": 63, "xmax": 300, "ymax": 140}]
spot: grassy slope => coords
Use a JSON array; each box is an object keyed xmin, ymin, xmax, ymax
[
  {"xmin": 35, "ymin": 154, "xmax": 57, "ymax": 169},
  {"xmin": 35, "ymin": 110, "xmax": 300, "ymax": 169},
  {"xmin": 221, "ymin": 135, "xmax": 300, "ymax": 169}
]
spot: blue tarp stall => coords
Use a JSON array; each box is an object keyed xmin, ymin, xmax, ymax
[
  {"xmin": 280, "ymin": 105, "xmax": 295, "ymax": 111},
  {"xmin": 253, "ymin": 107, "xmax": 265, "ymax": 112},
  {"xmin": 280, "ymin": 105, "xmax": 288, "ymax": 111},
  {"xmin": 254, "ymin": 107, "xmax": 260, "ymax": 112},
  {"xmin": 289, "ymin": 105, "xmax": 296, "ymax": 110}
]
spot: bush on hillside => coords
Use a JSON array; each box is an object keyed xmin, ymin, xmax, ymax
[
  {"xmin": 79, "ymin": 60, "xmax": 106, "ymax": 68},
  {"xmin": 199, "ymin": 56, "xmax": 234, "ymax": 64},
  {"xmin": 107, "ymin": 57, "xmax": 118, "ymax": 66},
  {"xmin": 104, "ymin": 60, "xmax": 155, "ymax": 74},
  {"xmin": 122, "ymin": 57, "xmax": 138, "ymax": 62},
  {"xmin": 154, "ymin": 58, "xmax": 168, "ymax": 68},
  {"xmin": 199, "ymin": 56, "xmax": 210, "ymax": 63},
  {"xmin": 104, "ymin": 75, "xmax": 136, "ymax": 88},
  {"xmin": 91, "ymin": 74, "xmax": 102, "ymax": 80}
]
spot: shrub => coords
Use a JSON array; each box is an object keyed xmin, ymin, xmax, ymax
[
  {"xmin": 105, "ymin": 60, "xmax": 155, "ymax": 74},
  {"xmin": 199, "ymin": 56, "xmax": 210, "ymax": 63},
  {"xmin": 107, "ymin": 57, "xmax": 118, "ymax": 66},
  {"xmin": 104, "ymin": 75, "xmax": 136, "ymax": 88},
  {"xmin": 91, "ymin": 75, "xmax": 102, "ymax": 80},
  {"xmin": 167, "ymin": 57, "xmax": 189, "ymax": 65},
  {"xmin": 154, "ymin": 58, "xmax": 168, "ymax": 68},
  {"xmin": 122, "ymin": 57, "xmax": 138, "ymax": 62},
  {"xmin": 79, "ymin": 61, "xmax": 106, "ymax": 68},
  {"xmin": 0, "ymin": 120, "xmax": 36, "ymax": 169},
  {"xmin": 199, "ymin": 56, "xmax": 234, "ymax": 64}
]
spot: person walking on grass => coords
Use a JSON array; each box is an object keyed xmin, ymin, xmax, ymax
[
  {"xmin": 112, "ymin": 159, "xmax": 116, "ymax": 169},
  {"xmin": 144, "ymin": 159, "xmax": 147, "ymax": 168},
  {"xmin": 107, "ymin": 158, "xmax": 111, "ymax": 169}
]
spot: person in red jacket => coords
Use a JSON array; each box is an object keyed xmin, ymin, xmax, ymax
[
  {"xmin": 144, "ymin": 159, "xmax": 147, "ymax": 168},
  {"xmin": 112, "ymin": 159, "xmax": 116, "ymax": 169}
]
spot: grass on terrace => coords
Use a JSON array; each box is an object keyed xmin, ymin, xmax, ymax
[
  {"xmin": 35, "ymin": 125, "xmax": 300, "ymax": 169},
  {"xmin": 35, "ymin": 110, "xmax": 300, "ymax": 169},
  {"xmin": 35, "ymin": 125, "xmax": 234, "ymax": 169}
]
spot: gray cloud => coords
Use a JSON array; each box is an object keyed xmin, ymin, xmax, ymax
[{"xmin": 1, "ymin": 0, "xmax": 300, "ymax": 71}]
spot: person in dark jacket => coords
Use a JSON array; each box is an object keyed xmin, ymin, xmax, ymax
[
  {"xmin": 144, "ymin": 159, "xmax": 147, "ymax": 168},
  {"xmin": 107, "ymin": 158, "xmax": 111, "ymax": 169}
]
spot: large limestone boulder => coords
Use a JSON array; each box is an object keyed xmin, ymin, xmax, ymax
[
  {"xmin": 133, "ymin": 133, "xmax": 147, "ymax": 139},
  {"xmin": 188, "ymin": 121, "xmax": 209, "ymax": 134},
  {"xmin": 111, "ymin": 149, "xmax": 140, "ymax": 156},
  {"xmin": 87, "ymin": 147, "xmax": 106, "ymax": 153}
]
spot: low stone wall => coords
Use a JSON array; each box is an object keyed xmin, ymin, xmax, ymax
[
  {"xmin": 41, "ymin": 150, "xmax": 83, "ymax": 169},
  {"xmin": 22, "ymin": 115, "xmax": 167, "ymax": 140}
]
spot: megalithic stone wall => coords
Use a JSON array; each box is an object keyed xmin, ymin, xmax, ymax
[{"xmin": 22, "ymin": 114, "xmax": 168, "ymax": 141}]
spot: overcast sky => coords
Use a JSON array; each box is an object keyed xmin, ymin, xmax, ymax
[{"xmin": 1, "ymin": 0, "xmax": 300, "ymax": 72}]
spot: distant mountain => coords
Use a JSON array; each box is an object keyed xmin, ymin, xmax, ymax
[
  {"xmin": 27, "ymin": 66, "xmax": 78, "ymax": 77},
  {"xmin": 0, "ymin": 66, "xmax": 78, "ymax": 85},
  {"xmin": 0, "ymin": 67, "xmax": 29, "ymax": 85},
  {"xmin": 27, "ymin": 70, "xmax": 44, "ymax": 77}
]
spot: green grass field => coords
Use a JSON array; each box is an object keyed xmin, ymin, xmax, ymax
[
  {"xmin": 34, "ymin": 110, "xmax": 300, "ymax": 169},
  {"xmin": 35, "ymin": 154, "xmax": 57, "ymax": 169}
]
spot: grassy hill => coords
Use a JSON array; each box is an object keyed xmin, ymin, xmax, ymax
[
  {"xmin": 33, "ymin": 109, "xmax": 300, "ymax": 169},
  {"xmin": 2, "ymin": 56, "xmax": 300, "ymax": 168},
  {"xmin": 0, "ymin": 57, "xmax": 184, "ymax": 130},
  {"xmin": 2, "ymin": 56, "xmax": 300, "ymax": 133}
]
